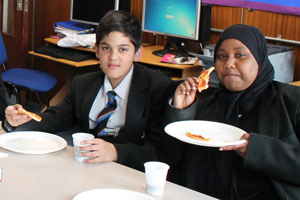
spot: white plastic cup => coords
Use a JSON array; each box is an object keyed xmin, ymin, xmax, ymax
[
  {"xmin": 72, "ymin": 133, "xmax": 94, "ymax": 162},
  {"xmin": 144, "ymin": 161, "xmax": 170, "ymax": 195}
]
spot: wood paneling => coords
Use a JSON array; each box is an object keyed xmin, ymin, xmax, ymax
[
  {"xmin": 211, "ymin": 6, "xmax": 242, "ymax": 29},
  {"xmin": 30, "ymin": 0, "xmax": 72, "ymax": 101},
  {"xmin": 243, "ymin": 9, "xmax": 300, "ymax": 80}
]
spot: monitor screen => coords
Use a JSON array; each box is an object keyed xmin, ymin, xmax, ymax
[
  {"xmin": 70, "ymin": 0, "xmax": 119, "ymax": 25},
  {"xmin": 142, "ymin": 0, "xmax": 201, "ymax": 41}
]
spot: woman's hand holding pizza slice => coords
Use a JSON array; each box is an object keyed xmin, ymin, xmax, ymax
[
  {"xmin": 173, "ymin": 67, "xmax": 215, "ymax": 110},
  {"xmin": 196, "ymin": 66, "xmax": 215, "ymax": 92}
]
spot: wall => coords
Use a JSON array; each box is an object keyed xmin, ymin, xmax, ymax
[
  {"xmin": 31, "ymin": 1, "xmax": 300, "ymax": 101},
  {"xmin": 210, "ymin": 6, "xmax": 300, "ymax": 81},
  {"xmin": 29, "ymin": 0, "xmax": 71, "ymax": 100}
]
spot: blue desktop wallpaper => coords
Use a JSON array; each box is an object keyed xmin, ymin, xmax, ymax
[{"xmin": 144, "ymin": 0, "xmax": 199, "ymax": 40}]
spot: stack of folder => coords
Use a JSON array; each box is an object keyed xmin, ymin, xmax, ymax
[{"xmin": 53, "ymin": 21, "xmax": 94, "ymax": 38}]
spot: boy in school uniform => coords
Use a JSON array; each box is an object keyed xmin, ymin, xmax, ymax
[{"xmin": 4, "ymin": 10, "xmax": 178, "ymax": 171}]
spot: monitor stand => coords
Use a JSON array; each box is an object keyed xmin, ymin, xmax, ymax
[{"xmin": 152, "ymin": 36, "xmax": 190, "ymax": 57}]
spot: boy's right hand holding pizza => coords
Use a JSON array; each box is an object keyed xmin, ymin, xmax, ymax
[{"xmin": 5, "ymin": 104, "xmax": 32, "ymax": 127}]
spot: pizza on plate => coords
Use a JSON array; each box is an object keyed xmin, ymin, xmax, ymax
[{"xmin": 186, "ymin": 131, "xmax": 213, "ymax": 142}]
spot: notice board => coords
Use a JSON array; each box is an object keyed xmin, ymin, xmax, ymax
[{"xmin": 203, "ymin": 0, "xmax": 300, "ymax": 16}]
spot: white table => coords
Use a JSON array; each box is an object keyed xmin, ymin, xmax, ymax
[{"xmin": 0, "ymin": 146, "xmax": 217, "ymax": 200}]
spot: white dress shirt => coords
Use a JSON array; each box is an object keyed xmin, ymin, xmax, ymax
[{"xmin": 89, "ymin": 65, "xmax": 133, "ymax": 136}]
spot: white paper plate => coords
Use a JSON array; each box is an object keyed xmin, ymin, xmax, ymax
[
  {"xmin": 164, "ymin": 120, "xmax": 247, "ymax": 147},
  {"xmin": 73, "ymin": 189, "xmax": 155, "ymax": 200},
  {"xmin": 0, "ymin": 131, "xmax": 67, "ymax": 154}
]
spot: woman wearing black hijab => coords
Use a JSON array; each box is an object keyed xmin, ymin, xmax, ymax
[{"xmin": 159, "ymin": 24, "xmax": 300, "ymax": 200}]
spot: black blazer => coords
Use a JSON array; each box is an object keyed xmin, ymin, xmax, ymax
[
  {"xmin": 14, "ymin": 62, "xmax": 178, "ymax": 171},
  {"xmin": 0, "ymin": 72, "xmax": 8, "ymax": 122},
  {"xmin": 160, "ymin": 81, "xmax": 300, "ymax": 200}
]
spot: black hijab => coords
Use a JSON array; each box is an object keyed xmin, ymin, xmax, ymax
[
  {"xmin": 195, "ymin": 24, "xmax": 274, "ymax": 199},
  {"xmin": 211, "ymin": 24, "xmax": 274, "ymax": 126}
]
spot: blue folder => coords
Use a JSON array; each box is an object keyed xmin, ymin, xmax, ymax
[{"xmin": 54, "ymin": 21, "xmax": 93, "ymax": 32}]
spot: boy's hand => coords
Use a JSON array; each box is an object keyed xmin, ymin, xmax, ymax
[
  {"xmin": 5, "ymin": 104, "xmax": 32, "ymax": 127},
  {"xmin": 173, "ymin": 77, "xmax": 199, "ymax": 110},
  {"xmin": 77, "ymin": 139, "xmax": 118, "ymax": 163}
]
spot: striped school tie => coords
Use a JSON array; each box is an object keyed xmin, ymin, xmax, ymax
[{"xmin": 93, "ymin": 91, "xmax": 117, "ymax": 137}]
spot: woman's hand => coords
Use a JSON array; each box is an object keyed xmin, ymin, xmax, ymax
[
  {"xmin": 173, "ymin": 77, "xmax": 199, "ymax": 110},
  {"xmin": 219, "ymin": 133, "xmax": 250, "ymax": 158},
  {"xmin": 5, "ymin": 104, "xmax": 32, "ymax": 127},
  {"xmin": 77, "ymin": 138, "xmax": 118, "ymax": 163}
]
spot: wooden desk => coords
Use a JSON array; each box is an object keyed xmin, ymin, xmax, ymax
[
  {"xmin": 29, "ymin": 38, "xmax": 100, "ymax": 106},
  {"xmin": 38, "ymin": 38, "xmax": 202, "ymax": 78},
  {"xmin": 140, "ymin": 45, "xmax": 203, "ymax": 79},
  {"xmin": 29, "ymin": 51, "xmax": 99, "ymax": 67},
  {"xmin": 30, "ymin": 39, "xmax": 202, "ymax": 105},
  {"xmin": 29, "ymin": 38, "xmax": 99, "ymax": 67},
  {"xmin": 291, "ymin": 81, "xmax": 300, "ymax": 86},
  {"xmin": 0, "ymin": 145, "xmax": 217, "ymax": 200}
]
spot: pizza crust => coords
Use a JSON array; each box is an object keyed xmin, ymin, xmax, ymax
[
  {"xmin": 197, "ymin": 66, "xmax": 215, "ymax": 92},
  {"xmin": 18, "ymin": 108, "xmax": 42, "ymax": 122},
  {"xmin": 186, "ymin": 131, "xmax": 213, "ymax": 142}
]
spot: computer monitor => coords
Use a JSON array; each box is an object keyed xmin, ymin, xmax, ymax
[
  {"xmin": 70, "ymin": 0, "xmax": 121, "ymax": 26},
  {"xmin": 142, "ymin": 0, "xmax": 211, "ymax": 56}
]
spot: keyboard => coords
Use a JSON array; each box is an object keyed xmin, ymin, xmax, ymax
[
  {"xmin": 35, "ymin": 44, "xmax": 96, "ymax": 62},
  {"xmin": 146, "ymin": 65, "xmax": 180, "ymax": 77}
]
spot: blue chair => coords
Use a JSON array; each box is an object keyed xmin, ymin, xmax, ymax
[{"xmin": 0, "ymin": 32, "xmax": 57, "ymax": 107}]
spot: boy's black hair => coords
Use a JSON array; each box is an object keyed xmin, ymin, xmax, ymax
[{"xmin": 96, "ymin": 10, "xmax": 142, "ymax": 52}]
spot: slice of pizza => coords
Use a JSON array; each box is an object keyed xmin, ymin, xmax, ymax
[
  {"xmin": 186, "ymin": 132, "xmax": 213, "ymax": 142},
  {"xmin": 196, "ymin": 66, "xmax": 215, "ymax": 92},
  {"xmin": 18, "ymin": 108, "xmax": 42, "ymax": 122}
]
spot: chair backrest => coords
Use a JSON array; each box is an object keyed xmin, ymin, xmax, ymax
[{"xmin": 0, "ymin": 32, "xmax": 8, "ymax": 65}]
